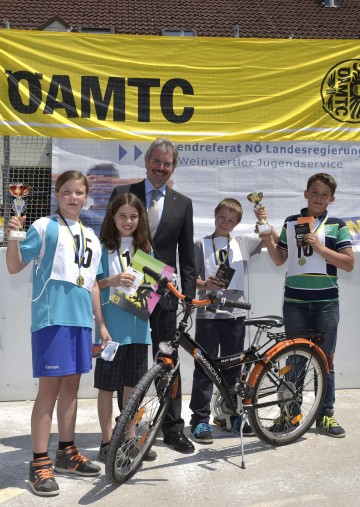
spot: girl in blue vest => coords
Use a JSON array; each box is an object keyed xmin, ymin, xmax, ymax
[
  {"xmin": 95, "ymin": 192, "xmax": 156, "ymax": 462},
  {"xmin": 6, "ymin": 170, "xmax": 111, "ymax": 497}
]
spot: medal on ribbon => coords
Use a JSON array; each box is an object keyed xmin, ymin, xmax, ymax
[{"xmin": 57, "ymin": 213, "xmax": 87, "ymax": 286}]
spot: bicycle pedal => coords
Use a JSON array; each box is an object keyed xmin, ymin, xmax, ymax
[{"xmin": 213, "ymin": 418, "xmax": 232, "ymax": 432}]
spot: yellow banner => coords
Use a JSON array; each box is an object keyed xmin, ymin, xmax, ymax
[{"xmin": 1, "ymin": 30, "xmax": 360, "ymax": 141}]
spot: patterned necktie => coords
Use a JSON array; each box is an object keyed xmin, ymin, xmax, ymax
[{"xmin": 148, "ymin": 189, "xmax": 159, "ymax": 239}]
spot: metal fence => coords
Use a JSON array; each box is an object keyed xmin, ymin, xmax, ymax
[{"xmin": 0, "ymin": 136, "xmax": 52, "ymax": 245}]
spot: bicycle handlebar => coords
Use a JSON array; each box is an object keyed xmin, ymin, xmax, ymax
[
  {"xmin": 223, "ymin": 300, "xmax": 251, "ymax": 311},
  {"xmin": 142, "ymin": 266, "xmax": 251, "ymax": 311},
  {"xmin": 143, "ymin": 265, "xmax": 212, "ymax": 306},
  {"xmin": 143, "ymin": 265, "xmax": 167, "ymax": 283}
]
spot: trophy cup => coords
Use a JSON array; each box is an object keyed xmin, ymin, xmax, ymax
[
  {"xmin": 247, "ymin": 191, "xmax": 272, "ymax": 235},
  {"xmin": 8, "ymin": 183, "xmax": 32, "ymax": 241}
]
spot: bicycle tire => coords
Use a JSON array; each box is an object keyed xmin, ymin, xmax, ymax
[
  {"xmin": 248, "ymin": 342, "xmax": 327, "ymax": 446},
  {"xmin": 106, "ymin": 361, "xmax": 176, "ymax": 485}
]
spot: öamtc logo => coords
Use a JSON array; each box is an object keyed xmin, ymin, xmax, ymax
[{"xmin": 321, "ymin": 59, "xmax": 360, "ymax": 123}]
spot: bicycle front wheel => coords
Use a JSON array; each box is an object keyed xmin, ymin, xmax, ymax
[
  {"xmin": 106, "ymin": 362, "xmax": 176, "ymax": 485},
  {"xmin": 248, "ymin": 343, "xmax": 327, "ymax": 446}
]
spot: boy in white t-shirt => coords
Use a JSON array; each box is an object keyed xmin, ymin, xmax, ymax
[{"xmin": 190, "ymin": 197, "xmax": 272, "ymax": 443}]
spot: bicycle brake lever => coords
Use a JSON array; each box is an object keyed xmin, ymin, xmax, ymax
[{"xmin": 205, "ymin": 304, "xmax": 219, "ymax": 313}]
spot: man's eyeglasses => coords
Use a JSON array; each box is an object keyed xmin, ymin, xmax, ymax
[{"xmin": 150, "ymin": 158, "xmax": 174, "ymax": 170}]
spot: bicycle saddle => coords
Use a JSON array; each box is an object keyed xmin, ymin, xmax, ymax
[{"xmin": 244, "ymin": 315, "xmax": 284, "ymax": 328}]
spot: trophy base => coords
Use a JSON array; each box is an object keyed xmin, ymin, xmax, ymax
[
  {"xmin": 257, "ymin": 223, "xmax": 272, "ymax": 235},
  {"xmin": 8, "ymin": 230, "xmax": 27, "ymax": 242}
]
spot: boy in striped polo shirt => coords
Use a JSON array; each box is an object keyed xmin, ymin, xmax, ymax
[{"xmin": 262, "ymin": 173, "xmax": 354, "ymax": 437}]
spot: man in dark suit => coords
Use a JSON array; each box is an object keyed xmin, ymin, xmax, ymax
[{"xmin": 109, "ymin": 138, "xmax": 196, "ymax": 453}]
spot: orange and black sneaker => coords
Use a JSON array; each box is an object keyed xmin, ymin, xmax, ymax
[
  {"xmin": 29, "ymin": 457, "xmax": 59, "ymax": 496},
  {"xmin": 54, "ymin": 445, "xmax": 101, "ymax": 476}
]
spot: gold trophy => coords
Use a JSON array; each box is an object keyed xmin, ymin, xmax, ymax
[
  {"xmin": 8, "ymin": 183, "xmax": 32, "ymax": 241},
  {"xmin": 247, "ymin": 191, "xmax": 272, "ymax": 235}
]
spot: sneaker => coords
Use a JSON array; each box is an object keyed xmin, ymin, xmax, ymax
[
  {"xmin": 114, "ymin": 417, "xmax": 157, "ymax": 460},
  {"xmin": 114, "ymin": 438, "xmax": 157, "ymax": 472},
  {"xmin": 230, "ymin": 416, "xmax": 255, "ymax": 436},
  {"xmin": 214, "ymin": 416, "xmax": 255, "ymax": 437},
  {"xmin": 54, "ymin": 445, "xmax": 101, "ymax": 476},
  {"xmin": 191, "ymin": 422, "xmax": 214, "ymax": 443},
  {"xmin": 122, "ymin": 438, "xmax": 158, "ymax": 461},
  {"xmin": 268, "ymin": 412, "xmax": 288, "ymax": 433},
  {"xmin": 316, "ymin": 410, "xmax": 346, "ymax": 438},
  {"xmin": 98, "ymin": 443, "xmax": 109, "ymax": 462},
  {"xmin": 99, "ymin": 441, "xmax": 157, "ymax": 462},
  {"xmin": 267, "ymin": 404, "xmax": 303, "ymax": 433},
  {"xmin": 29, "ymin": 457, "xmax": 59, "ymax": 497},
  {"xmin": 144, "ymin": 448, "xmax": 157, "ymax": 461}
]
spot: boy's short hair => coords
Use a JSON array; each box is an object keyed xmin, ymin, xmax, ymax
[
  {"xmin": 307, "ymin": 173, "xmax": 337, "ymax": 196},
  {"xmin": 214, "ymin": 198, "xmax": 243, "ymax": 224}
]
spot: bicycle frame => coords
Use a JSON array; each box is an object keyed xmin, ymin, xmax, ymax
[
  {"xmin": 156, "ymin": 311, "xmax": 329, "ymax": 418},
  {"xmin": 144, "ymin": 266, "xmax": 329, "ymax": 417}
]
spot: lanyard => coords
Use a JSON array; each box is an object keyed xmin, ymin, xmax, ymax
[
  {"xmin": 299, "ymin": 213, "xmax": 329, "ymax": 265},
  {"xmin": 212, "ymin": 234, "xmax": 230, "ymax": 266},
  {"xmin": 116, "ymin": 245, "xmax": 134, "ymax": 272},
  {"xmin": 57, "ymin": 212, "xmax": 86, "ymax": 285},
  {"xmin": 116, "ymin": 248, "xmax": 129, "ymax": 272},
  {"xmin": 313, "ymin": 214, "xmax": 329, "ymax": 235}
]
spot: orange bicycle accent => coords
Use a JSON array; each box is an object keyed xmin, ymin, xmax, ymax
[
  {"xmin": 171, "ymin": 375, "xmax": 179, "ymax": 399},
  {"xmin": 243, "ymin": 338, "xmax": 329, "ymax": 405},
  {"xmin": 158, "ymin": 356, "xmax": 175, "ymax": 368},
  {"xmin": 134, "ymin": 406, "xmax": 146, "ymax": 426},
  {"xmin": 166, "ymin": 281, "xmax": 212, "ymax": 306}
]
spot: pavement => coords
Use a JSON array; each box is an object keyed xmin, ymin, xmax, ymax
[{"xmin": 0, "ymin": 391, "xmax": 359, "ymax": 507}]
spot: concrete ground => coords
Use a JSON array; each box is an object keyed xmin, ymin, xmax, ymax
[{"xmin": 0, "ymin": 391, "xmax": 359, "ymax": 507}]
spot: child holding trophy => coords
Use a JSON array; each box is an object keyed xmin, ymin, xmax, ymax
[
  {"xmin": 261, "ymin": 173, "xmax": 354, "ymax": 438},
  {"xmin": 5, "ymin": 171, "xmax": 111, "ymax": 497},
  {"xmin": 189, "ymin": 197, "xmax": 275, "ymax": 443}
]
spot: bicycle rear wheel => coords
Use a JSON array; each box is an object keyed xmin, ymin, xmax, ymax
[
  {"xmin": 248, "ymin": 343, "xmax": 327, "ymax": 446},
  {"xmin": 106, "ymin": 361, "xmax": 176, "ymax": 485}
]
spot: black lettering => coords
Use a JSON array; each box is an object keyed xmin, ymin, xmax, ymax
[
  {"xmin": 303, "ymin": 245, "xmax": 313, "ymax": 257},
  {"xmin": 128, "ymin": 78, "xmax": 160, "ymax": 122},
  {"xmin": 81, "ymin": 77, "xmax": 126, "ymax": 120},
  {"xmin": 5, "ymin": 70, "xmax": 43, "ymax": 114},
  {"xmin": 160, "ymin": 78, "xmax": 194, "ymax": 123},
  {"xmin": 336, "ymin": 83, "xmax": 348, "ymax": 97},
  {"xmin": 44, "ymin": 75, "xmax": 78, "ymax": 118}
]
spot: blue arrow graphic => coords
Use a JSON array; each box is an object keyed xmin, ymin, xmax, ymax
[
  {"xmin": 134, "ymin": 146, "xmax": 142, "ymax": 161},
  {"xmin": 119, "ymin": 145, "xmax": 127, "ymax": 161}
]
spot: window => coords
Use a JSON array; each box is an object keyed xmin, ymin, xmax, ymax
[
  {"xmin": 161, "ymin": 28, "xmax": 197, "ymax": 37},
  {"xmin": 78, "ymin": 26, "xmax": 115, "ymax": 33}
]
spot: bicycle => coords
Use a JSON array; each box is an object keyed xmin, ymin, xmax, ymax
[{"xmin": 105, "ymin": 266, "xmax": 329, "ymax": 485}]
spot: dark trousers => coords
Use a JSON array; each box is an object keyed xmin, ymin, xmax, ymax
[
  {"xmin": 117, "ymin": 303, "xmax": 184, "ymax": 436},
  {"xmin": 189, "ymin": 318, "xmax": 245, "ymax": 427},
  {"xmin": 283, "ymin": 301, "xmax": 339, "ymax": 417}
]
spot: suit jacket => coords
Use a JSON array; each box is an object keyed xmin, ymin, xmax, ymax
[{"xmin": 109, "ymin": 180, "xmax": 196, "ymax": 299}]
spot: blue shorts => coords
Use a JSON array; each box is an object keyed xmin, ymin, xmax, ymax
[{"xmin": 31, "ymin": 326, "xmax": 92, "ymax": 378}]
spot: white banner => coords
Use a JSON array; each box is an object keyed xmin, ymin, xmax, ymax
[{"xmin": 52, "ymin": 139, "xmax": 360, "ymax": 249}]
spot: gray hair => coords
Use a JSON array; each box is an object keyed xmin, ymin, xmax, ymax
[{"xmin": 144, "ymin": 138, "xmax": 178, "ymax": 168}]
